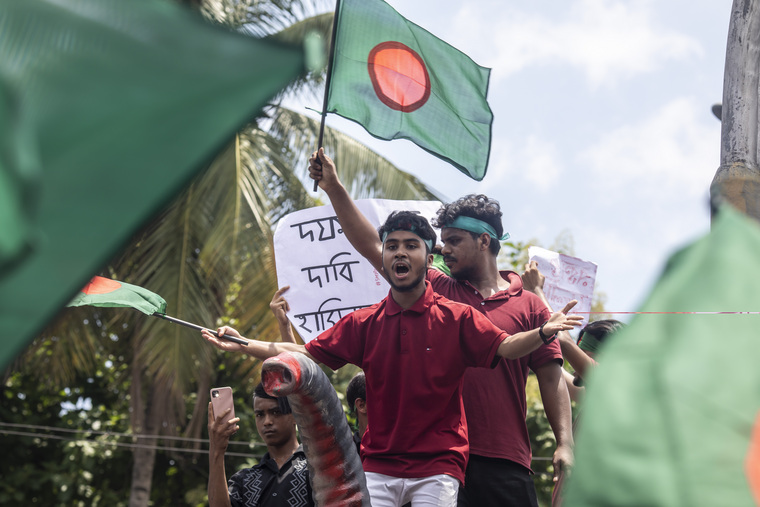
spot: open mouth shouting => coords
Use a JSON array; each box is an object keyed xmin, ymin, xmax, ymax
[{"xmin": 392, "ymin": 261, "xmax": 411, "ymax": 281}]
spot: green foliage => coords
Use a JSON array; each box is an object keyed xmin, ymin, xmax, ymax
[{"xmin": 1, "ymin": 368, "xmax": 131, "ymax": 506}]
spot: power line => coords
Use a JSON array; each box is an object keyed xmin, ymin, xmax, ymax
[
  {"xmin": 0, "ymin": 428, "xmax": 263, "ymax": 458},
  {"xmin": 0, "ymin": 421, "xmax": 263, "ymax": 447},
  {"xmin": 0, "ymin": 421, "xmax": 264, "ymax": 457},
  {"xmin": 0, "ymin": 422, "xmax": 554, "ymax": 462}
]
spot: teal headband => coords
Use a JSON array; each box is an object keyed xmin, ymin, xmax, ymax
[
  {"xmin": 381, "ymin": 229, "xmax": 434, "ymax": 252},
  {"xmin": 578, "ymin": 331, "xmax": 602, "ymax": 354},
  {"xmin": 446, "ymin": 216, "xmax": 510, "ymax": 241}
]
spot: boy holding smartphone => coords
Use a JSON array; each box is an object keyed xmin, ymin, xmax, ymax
[{"xmin": 207, "ymin": 383, "xmax": 314, "ymax": 507}]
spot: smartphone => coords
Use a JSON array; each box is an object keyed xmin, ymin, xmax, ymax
[{"xmin": 210, "ymin": 386, "xmax": 235, "ymax": 422}]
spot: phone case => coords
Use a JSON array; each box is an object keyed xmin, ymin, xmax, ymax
[{"xmin": 210, "ymin": 386, "xmax": 235, "ymax": 421}]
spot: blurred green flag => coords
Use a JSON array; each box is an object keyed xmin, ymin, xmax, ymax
[
  {"xmin": 0, "ymin": 0, "xmax": 303, "ymax": 368},
  {"xmin": 563, "ymin": 206, "xmax": 760, "ymax": 507},
  {"xmin": 326, "ymin": 0, "xmax": 493, "ymax": 181},
  {"xmin": 0, "ymin": 82, "xmax": 40, "ymax": 278}
]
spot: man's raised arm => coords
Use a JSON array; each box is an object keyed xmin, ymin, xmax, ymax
[
  {"xmin": 309, "ymin": 148, "xmax": 384, "ymax": 274},
  {"xmin": 496, "ymin": 300, "xmax": 583, "ymax": 359},
  {"xmin": 200, "ymin": 326, "xmax": 316, "ymax": 363}
]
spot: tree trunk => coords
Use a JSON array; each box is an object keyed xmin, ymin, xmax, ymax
[
  {"xmin": 711, "ymin": 0, "xmax": 760, "ymax": 220},
  {"xmin": 128, "ymin": 354, "xmax": 160, "ymax": 507},
  {"xmin": 129, "ymin": 391, "xmax": 159, "ymax": 507},
  {"xmin": 184, "ymin": 374, "xmax": 211, "ymax": 449}
]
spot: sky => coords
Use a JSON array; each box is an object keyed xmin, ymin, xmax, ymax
[{"xmin": 291, "ymin": 0, "xmax": 734, "ymax": 320}]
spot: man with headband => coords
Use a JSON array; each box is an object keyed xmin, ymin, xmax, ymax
[
  {"xmin": 307, "ymin": 148, "xmax": 576, "ymax": 507},
  {"xmin": 201, "ymin": 209, "xmax": 583, "ymax": 507}
]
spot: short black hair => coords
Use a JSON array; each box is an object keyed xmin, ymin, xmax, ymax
[
  {"xmin": 377, "ymin": 211, "xmax": 437, "ymax": 253},
  {"xmin": 345, "ymin": 372, "xmax": 366, "ymax": 414},
  {"xmin": 433, "ymin": 194, "xmax": 504, "ymax": 255},
  {"xmin": 252, "ymin": 382, "xmax": 292, "ymax": 414},
  {"xmin": 579, "ymin": 319, "xmax": 624, "ymax": 344}
]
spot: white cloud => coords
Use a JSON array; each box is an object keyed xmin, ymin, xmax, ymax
[
  {"xmin": 521, "ymin": 136, "xmax": 562, "ymax": 189},
  {"xmin": 456, "ymin": 0, "xmax": 702, "ymax": 87},
  {"xmin": 579, "ymin": 96, "xmax": 720, "ymax": 198},
  {"xmin": 475, "ymin": 134, "xmax": 562, "ymax": 192}
]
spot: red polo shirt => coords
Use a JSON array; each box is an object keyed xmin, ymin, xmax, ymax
[
  {"xmin": 427, "ymin": 268, "xmax": 561, "ymax": 471},
  {"xmin": 304, "ymin": 281, "xmax": 507, "ymax": 484}
]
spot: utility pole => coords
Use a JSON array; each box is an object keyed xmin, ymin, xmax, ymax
[{"xmin": 711, "ymin": 0, "xmax": 760, "ymax": 221}]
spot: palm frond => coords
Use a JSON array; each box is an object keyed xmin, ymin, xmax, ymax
[{"xmin": 200, "ymin": 0, "xmax": 325, "ymax": 35}]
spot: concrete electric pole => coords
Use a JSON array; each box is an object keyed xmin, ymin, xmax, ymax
[{"xmin": 711, "ymin": 0, "xmax": 760, "ymax": 221}]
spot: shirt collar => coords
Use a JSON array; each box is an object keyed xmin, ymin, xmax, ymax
[
  {"xmin": 385, "ymin": 280, "xmax": 435, "ymax": 316},
  {"xmin": 457, "ymin": 270, "xmax": 523, "ymax": 299},
  {"xmin": 261, "ymin": 445, "xmax": 306, "ymax": 471}
]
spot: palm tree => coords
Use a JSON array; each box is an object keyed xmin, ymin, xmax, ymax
[{"xmin": 10, "ymin": 0, "xmax": 442, "ymax": 505}]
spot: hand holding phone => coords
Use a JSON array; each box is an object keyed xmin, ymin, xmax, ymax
[{"xmin": 210, "ymin": 387, "xmax": 236, "ymax": 422}]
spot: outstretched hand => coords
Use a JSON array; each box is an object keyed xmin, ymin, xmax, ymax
[
  {"xmin": 200, "ymin": 326, "xmax": 248, "ymax": 353},
  {"xmin": 521, "ymin": 260, "xmax": 545, "ymax": 294},
  {"xmin": 270, "ymin": 286, "xmax": 298, "ymax": 343},
  {"xmin": 543, "ymin": 300, "xmax": 584, "ymax": 336},
  {"xmin": 270, "ymin": 286, "xmax": 291, "ymax": 326},
  {"xmin": 308, "ymin": 148, "xmax": 340, "ymax": 192}
]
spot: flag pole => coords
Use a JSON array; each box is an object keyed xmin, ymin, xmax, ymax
[
  {"xmin": 313, "ymin": 0, "xmax": 342, "ymax": 192},
  {"xmin": 152, "ymin": 313, "xmax": 248, "ymax": 345}
]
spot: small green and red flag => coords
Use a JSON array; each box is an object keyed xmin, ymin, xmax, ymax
[
  {"xmin": 67, "ymin": 276, "xmax": 166, "ymax": 315},
  {"xmin": 324, "ymin": 0, "xmax": 493, "ymax": 181},
  {"xmin": 66, "ymin": 276, "xmax": 247, "ymax": 345}
]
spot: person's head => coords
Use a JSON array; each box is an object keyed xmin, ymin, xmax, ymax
[
  {"xmin": 346, "ymin": 372, "xmax": 368, "ymax": 435},
  {"xmin": 252, "ymin": 383, "xmax": 296, "ymax": 448},
  {"xmin": 577, "ymin": 319, "xmax": 625, "ymax": 359},
  {"xmin": 377, "ymin": 211, "xmax": 436, "ymax": 293},
  {"xmin": 432, "ymin": 195, "xmax": 508, "ymax": 279}
]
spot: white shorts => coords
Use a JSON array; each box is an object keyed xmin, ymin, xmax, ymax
[{"xmin": 364, "ymin": 472, "xmax": 459, "ymax": 507}]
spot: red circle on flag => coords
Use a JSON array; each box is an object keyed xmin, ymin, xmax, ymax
[
  {"xmin": 368, "ymin": 41, "xmax": 431, "ymax": 113},
  {"xmin": 82, "ymin": 276, "xmax": 122, "ymax": 295}
]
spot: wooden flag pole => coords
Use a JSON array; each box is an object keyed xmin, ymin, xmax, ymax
[
  {"xmin": 313, "ymin": 0, "xmax": 342, "ymax": 192},
  {"xmin": 153, "ymin": 313, "xmax": 248, "ymax": 345}
]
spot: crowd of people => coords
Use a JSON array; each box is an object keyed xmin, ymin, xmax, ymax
[{"xmin": 201, "ymin": 149, "xmax": 624, "ymax": 507}]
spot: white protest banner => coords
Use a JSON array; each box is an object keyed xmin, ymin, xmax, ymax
[
  {"xmin": 274, "ymin": 199, "xmax": 441, "ymax": 342},
  {"xmin": 528, "ymin": 246, "xmax": 597, "ymax": 325}
]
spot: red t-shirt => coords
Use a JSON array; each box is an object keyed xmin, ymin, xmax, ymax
[
  {"xmin": 304, "ymin": 281, "xmax": 507, "ymax": 483},
  {"xmin": 427, "ymin": 268, "xmax": 561, "ymax": 471}
]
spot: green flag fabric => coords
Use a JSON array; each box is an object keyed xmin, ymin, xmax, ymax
[
  {"xmin": 326, "ymin": 0, "xmax": 493, "ymax": 181},
  {"xmin": 0, "ymin": 81, "xmax": 40, "ymax": 278},
  {"xmin": 67, "ymin": 276, "xmax": 167, "ymax": 316},
  {"xmin": 563, "ymin": 206, "xmax": 760, "ymax": 507},
  {"xmin": 0, "ymin": 0, "xmax": 303, "ymax": 369}
]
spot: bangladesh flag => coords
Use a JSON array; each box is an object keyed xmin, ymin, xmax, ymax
[
  {"xmin": 0, "ymin": 0, "xmax": 303, "ymax": 369},
  {"xmin": 67, "ymin": 276, "xmax": 166, "ymax": 316},
  {"xmin": 563, "ymin": 205, "xmax": 760, "ymax": 506},
  {"xmin": 326, "ymin": 0, "xmax": 493, "ymax": 181}
]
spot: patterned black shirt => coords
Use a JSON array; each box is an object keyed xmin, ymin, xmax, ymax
[{"xmin": 228, "ymin": 446, "xmax": 313, "ymax": 507}]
